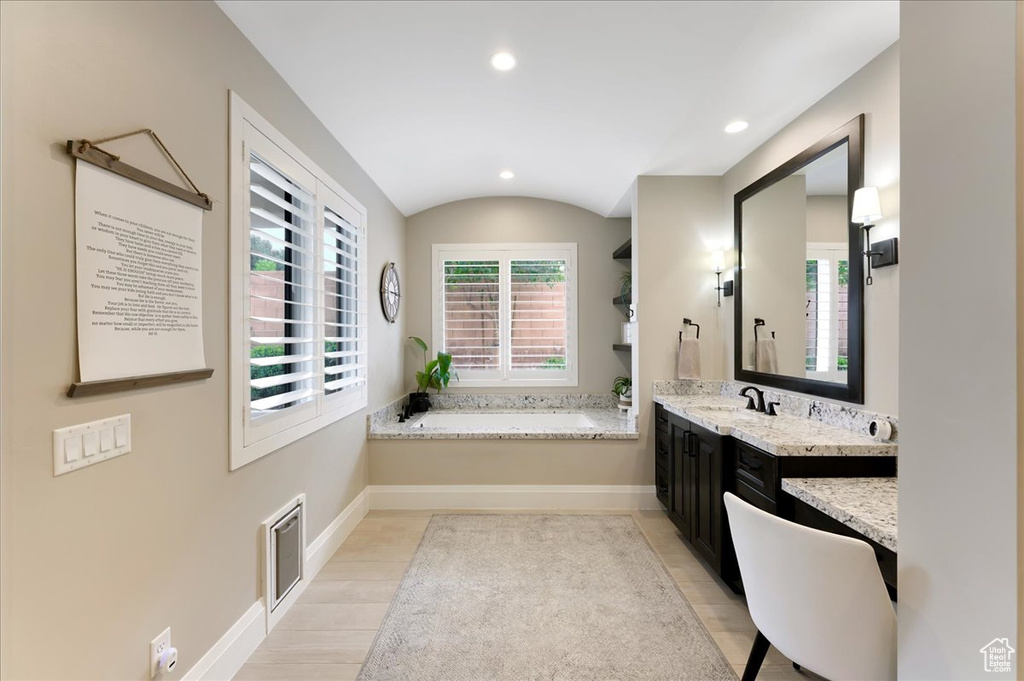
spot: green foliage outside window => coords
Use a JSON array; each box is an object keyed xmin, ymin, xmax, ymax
[
  {"xmin": 443, "ymin": 260, "xmax": 566, "ymax": 286},
  {"xmin": 251, "ymin": 344, "xmax": 286, "ymax": 402},
  {"xmin": 251, "ymin": 234, "xmax": 284, "ymax": 271}
]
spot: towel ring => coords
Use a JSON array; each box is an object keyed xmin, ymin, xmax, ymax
[
  {"xmin": 682, "ymin": 318, "xmax": 700, "ymax": 340},
  {"xmin": 754, "ymin": 318, "xmax": 765, "ymax": 343}
]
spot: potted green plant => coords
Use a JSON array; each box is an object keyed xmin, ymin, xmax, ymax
[
  {"xmin": 408, "ymin": 336, "xmax": 456, "ymax": 414},
  {"xmin": 612, "ymin": 375, "xmax": 632, "ymax": 411},
  {"xmin": 619, "ymin": 270, "xmax": 632, "ymax": 302}
]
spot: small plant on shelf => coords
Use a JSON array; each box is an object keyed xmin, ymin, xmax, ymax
[
  {"xmin": 612, "ymin": 375, "xmax": 632, "ymax": 411},
  {"xmin": 619, "ymin": 271, "xmax": 632, "ymax": 301}
]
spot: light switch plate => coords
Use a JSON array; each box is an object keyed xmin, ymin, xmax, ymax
[{"xmin": 53, "ymin": 414, "xmax": 131, "ymax": 476}]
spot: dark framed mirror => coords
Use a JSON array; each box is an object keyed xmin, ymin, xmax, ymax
[{"xmin": 734, "ymin": 114, "xmax": 864, "ymax": 403}]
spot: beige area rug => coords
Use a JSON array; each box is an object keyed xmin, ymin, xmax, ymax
[{"xmin": 358, "ymin": 514, "xmax": 736, "ymax": 680}]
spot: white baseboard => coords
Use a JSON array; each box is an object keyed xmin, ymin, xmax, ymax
[
  {"xmin": 182, "ymin": 600, "xmax": 265, "ymax": 681},
  {"xmin": 305, "ymin": 488, "xmax": 370, "ymax": 575},
  {"xmin": 368, "ymin": 484, "xmax": 659, "ymax": 510},
  {"xmin": 183, "ymin": 488, "xmax": 370, "ymax": 681}
]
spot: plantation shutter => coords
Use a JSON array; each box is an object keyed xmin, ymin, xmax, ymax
[
  {"xmin": 509, "ymin": 259, "xmax": 569, "ymax": 372},
  {"xmin": 442, "ymin": 259, "xmax": 501, "ymax": 371},
  {"xmin": 322, "ymin": 202, "xmax": 368, "ymax": 404},
  {"xmin": 432, "ymin": 244, "xmax": 577, "ymax": 386},
  {"xmin": 232, "ymin": 95, "xmax": 370, "ymax": 469},
  {"xmin": 247, "ymin": 152, "xmax": 320, "ymax": 422}
]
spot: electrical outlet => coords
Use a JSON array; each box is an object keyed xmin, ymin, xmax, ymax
[{"xmin": 150, "ymin": 628, "xmax": 171, "ymax": 678}]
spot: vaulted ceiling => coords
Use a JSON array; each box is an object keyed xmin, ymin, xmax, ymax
[{"xmin": 218, "ymin": 1, "xmax": 898, "ymax": 217}]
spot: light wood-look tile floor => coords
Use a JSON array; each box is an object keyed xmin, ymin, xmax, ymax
[{"xmin": 234, "ymin": 510, "xmax": 809, "ymax": 681}]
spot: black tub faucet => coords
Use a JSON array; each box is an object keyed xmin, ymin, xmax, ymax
[
  {"xmin": 399, "ymin": 394, "xmax": 431, "ymax": 422},
  {"xmin": 739, "ymin": 386, "xmax": 766, "ymax": 413}
]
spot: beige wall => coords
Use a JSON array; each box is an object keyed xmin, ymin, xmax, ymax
[
  {"xmin": 900, "ymin": 2, "xmax": 1017, "ymax": 677},
  {"xmin": 723, "ymin": 43, "xmax": 900, "ymax": 415},
  {"xmin": 0, "ymin": 2, "xmax": 405, "ymax": 680},
  {"xmin": 370, "ymin": 439, "xmax": 646, "ymax": 486},
  {"xmin": 634, "ymin": 176, "xmax": 728, "ymax": 385},
  {"xmin": 740, "ymin": 175, "xmax": 808, "ymax": 376},
  {"xmin": 806, "ymin": 195, "xmax": 849, "ymax": 243},
  {"xmin": 403, "ymin": 197, "xmax": 630, "ymax": 394},
  {"xmin": 1018, "ymin": 0, "xmax": 1023, "ymax": 665}
]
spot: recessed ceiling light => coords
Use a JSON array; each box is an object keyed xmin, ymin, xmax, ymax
[
  {"xmin": 491, "ymin": 52, "xmax": 517, "ymax": 71},
  {"xmin": 724, "ymin": 120, "xmax": 749, "ymax": 134},
  {"xmin": 499, "ymin": 170, "xmax": 515, "ymax": 180}
]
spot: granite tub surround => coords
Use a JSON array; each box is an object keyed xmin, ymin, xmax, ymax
[
  {"xmin": 654, "ymin": 379, "xmax": 899, "ymax": 443},
  {"xmin": 428, "ymin": 393, "xmax": 620, "ymax": 410},
  {"xmin": 653, "ymin": 392, "xmax": 897, "ymax": 457},
  {"xmin": 782, "ymin": 477, "xmax": 898, "ymax": 552},
  {"xmin": 368, "ymin": 394, "xmax": 638, "ymax": 440}
]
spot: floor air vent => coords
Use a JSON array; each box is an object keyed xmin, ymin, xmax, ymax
[{"xmin": 263, "ymin": 494, "xmax": 306, "ymax": 630}]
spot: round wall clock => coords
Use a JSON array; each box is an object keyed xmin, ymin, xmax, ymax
[{"xmin": 380, "ymin": 262, "xmax": 401, "ymax": 323}]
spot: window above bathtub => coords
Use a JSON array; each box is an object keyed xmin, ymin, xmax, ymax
[{"xmin": 431, "ymin": 243, "xmax": 578, "ymax": 387}]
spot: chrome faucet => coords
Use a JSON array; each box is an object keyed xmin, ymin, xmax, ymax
[{"xmin": 739, "ymin": 386, "xmax": 766, "ymax": 413}]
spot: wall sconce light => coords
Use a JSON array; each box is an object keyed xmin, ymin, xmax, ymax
[
  {"xmin": 852, "ymin": 186, "xmax": 899, "ymax": 286},
  {"xmin": 712, "ymin": 250, "xmax": 732, "ymax": 306}
]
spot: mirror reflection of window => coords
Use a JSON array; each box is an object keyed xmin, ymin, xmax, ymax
[{"xmin": 805, "ymin": 244, "xmax": 848, "ymax": 382}]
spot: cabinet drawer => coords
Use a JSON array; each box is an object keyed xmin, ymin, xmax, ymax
[
  {"xmin": 655, "ymin": 404, "xmax": 670, "ymax": 434},
  {"xmin": 734, "ymin": 443, "xmax": 777, "ymax": 500},
  {"xmin": 654, "ymin": 430, "xmax": 670, "ymax": 470},
  {"xmin": 734, "ymin": 479, "xmax": 776, "ymax": 515}
]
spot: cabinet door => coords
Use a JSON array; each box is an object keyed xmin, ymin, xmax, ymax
[
  {"xmin": 671, "ymin": 426, "xmax": 692, "ymax": 538},
  {"xmin": 654, "ymin": 428, "xmax": 671, "ymax": 508},
  {"xmin": 690, "ymin": 426, "xmax": 723, "ymax": 570}
]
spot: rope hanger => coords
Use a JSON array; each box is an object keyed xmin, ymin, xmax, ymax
[{"xmin": 74, "ymin": 128, "xmax": 212, "ymax": 207}]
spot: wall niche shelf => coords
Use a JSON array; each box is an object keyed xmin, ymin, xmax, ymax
[
  {"xmin": 612, "ymin": 239, "xmax": 632, "ymax": 261},
  {"xmin": 613, "ymin": 237, "xmax": 634, "ymax": 358}
]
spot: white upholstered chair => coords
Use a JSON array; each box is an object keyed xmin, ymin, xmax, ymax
[{"xmin": 723, "ymin": 492, "xmax": 897, "ymax": 681}]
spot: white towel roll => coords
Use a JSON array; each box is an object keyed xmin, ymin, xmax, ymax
[{"xmin": 677, "ymin": 338, "xmax": 701, "ymax": 379}]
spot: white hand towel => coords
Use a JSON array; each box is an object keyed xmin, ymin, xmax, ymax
[
  {"xmin": 677, "ymin": 338, "xmax": 701, "ymax": 379},
  {"xmin": 755, "ymin": 338, "xmax": 778, "ymax": 374}
]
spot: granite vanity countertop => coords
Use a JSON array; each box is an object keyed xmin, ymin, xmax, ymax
[
  {"xmin": 654, "ymin": 394, "xmax": 897, "ymax": 457},
  {"xmin": 781, "ymin": 477, "xmax": 898, "ymax": 552},
  {"xmin": 369, "ymin": 407, "xmax": 638, "ymax": 440}
]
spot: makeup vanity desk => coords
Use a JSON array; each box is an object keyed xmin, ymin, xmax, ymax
[{"xmin": 781, "ymin": 476, "xmax": 898, "ymax": 596}]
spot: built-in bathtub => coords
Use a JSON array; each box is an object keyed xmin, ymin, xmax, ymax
[
  {"xmin": 414, "ymin": 412, "xmax": 595, "ymax": 430},
  {"xmin": 367, "ymin": 394, "xmax": 637, "ymax": 440}
]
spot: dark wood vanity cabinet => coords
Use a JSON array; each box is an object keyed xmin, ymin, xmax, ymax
[
  {"xmin": 654, "ymin": 405, "xmax": 728, "ymax": 573},
  {"xmin": 654, "ymin": 402, "xmax": 897, "ymax": 593}
]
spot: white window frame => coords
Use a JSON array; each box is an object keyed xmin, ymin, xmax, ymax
[
  {"xmin": 229, "ymin": 92, "xmax": 368, "ymax": 470},
  {"xmin": 431, "ymin": 242, "xmax": 578, "ymax": 388},
  {"xmin": 806, "ymin": 242, "xmax": 846, "ymax": 383}
]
